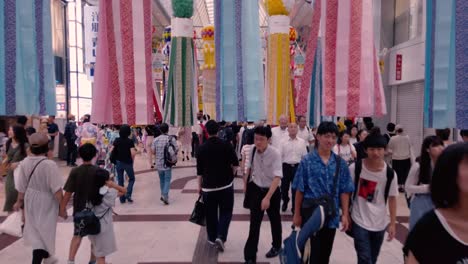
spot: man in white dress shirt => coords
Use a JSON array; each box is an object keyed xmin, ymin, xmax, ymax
[
  {"xmin": 279, "ymin": 123, "xmax": 308, "ymax": 213},
  {"xmin": 297, "ymin": 115, "xmax": 313, "ymax": 150},
  {"xmin": 270, "ymin": 115, "xmax": 289, "ymax": 149}
]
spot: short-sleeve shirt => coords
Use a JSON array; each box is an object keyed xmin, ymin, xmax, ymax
[
  {"xmin": 63, "ymin": 164, "xmax": 98, "ymax": 215},
  {"xmin": 246, "ymin": 146, "xmax": 283, "ymax": 188},
  {"xmin": 349, "ymin": 162, "xmax": 398, "ymax": 231},
  {"xmin": 404, "ymin": 210, "xmax": 468, "ymax": 263},
  {"xmin": 333, "ymin": 144, "xmax": 356, "ymax": 164},
  {"xmin": 292, "ymin": 149, "xmax": 354, "ymax": 228},
  {"xmin": 113, "ymin": 137, "xmax": 135, "ymax": 164},
  {"xmin": 152, "ymin": 134, "xmax": 178, "ymax": 171}
]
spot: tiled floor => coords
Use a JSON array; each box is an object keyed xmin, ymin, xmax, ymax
[{"xmin": 0, "ymin": 153, "xmax": 408, "ymax": 263}]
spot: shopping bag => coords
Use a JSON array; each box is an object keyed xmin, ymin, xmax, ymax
[
  {"xmin": 189, "ymin": 195, "xmax": 206, "ymax": 226},
  {"xmin": 0, "ymin": 211, "xmax": 23, "ymax": 237}
]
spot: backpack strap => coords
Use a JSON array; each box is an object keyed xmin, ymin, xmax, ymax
[
  {"xmin": 246, "ymin": 147, "xmax": 256, "ymax": 183},
  {"xmin": 384, "ymin": 164, "xmax": 395, "ymax": 204},
  {"xmin": 331, "ymin": 154, "xmax": 342, "ymax": 198},
  {"xmin": 352, "ymin": 159, "xmax": 363, "ymax": 201}
]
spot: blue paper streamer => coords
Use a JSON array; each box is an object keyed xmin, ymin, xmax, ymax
[{"xmin": 456, "ymin": 0, "xmax": 468, "ymax": 129}]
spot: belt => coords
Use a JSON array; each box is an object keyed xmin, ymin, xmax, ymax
[{"xmin": 283, "ymin": 163, "xmax": 299, "ymax": 168}]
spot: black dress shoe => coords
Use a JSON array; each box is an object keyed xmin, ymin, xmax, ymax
[
  {"xmin": 281, "ymin": 202, "xmax": 288, "ymax": 212},
  {"xmin": 265, "ymin": 247, "xmax": 281, "ymax": 258}
]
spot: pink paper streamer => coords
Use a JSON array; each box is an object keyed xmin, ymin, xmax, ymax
[{"xmin": 324, "ymin": 0, "xmax": 338, "ymax": 116}]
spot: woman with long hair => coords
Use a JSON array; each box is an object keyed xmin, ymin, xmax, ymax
[
  {"xmin": 353, "ymin": 129, "xmax": 369, "ymax": 162},
  {"xmin": 404, "ymin": 143, "xmax": 468, "ymax": 263},
  {"xmin": 405, "ymin": 136, "xmax": 444, "ymax": 230},
  {"xmin": 333, "ymin": 130, "xmax": 357, "ymax": 164},
  {"xmin": 3, "ymin": 125, "xmax": 28, "ymax": 213}
]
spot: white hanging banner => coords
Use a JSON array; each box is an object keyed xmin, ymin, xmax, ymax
[{"xmin": 84, "ymin": 6, "xmax": 99, "ymax": 64}]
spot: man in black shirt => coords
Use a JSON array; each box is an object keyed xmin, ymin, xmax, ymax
[
  {"xmin": 197, "ymin": 120, "xmax": 239, "ymax": 252},
  {"xmin": 47, "ymin": 115, "xmax": 59, "ymax": 148},
  {"xmin": 60, "ymin": 143, "xmax": 98, "ymax": 264}
]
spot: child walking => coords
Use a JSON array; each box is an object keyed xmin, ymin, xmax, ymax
[{"xmin": 88, "ymin": 168, "xmax": 126, "ymax": 264}]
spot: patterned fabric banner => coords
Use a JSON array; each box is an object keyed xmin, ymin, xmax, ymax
[
  {"xmin": 92, "ymin": 0, "xmax": 154, "ymax": 125},
  {"xmin": 321, "ymin": 0, "xmax": 385, "ymax": 117},
  {"xmin": 0, "ymin": 0, "xmax": 56, "ymax": 116},
  {"xmin": 424, "ymin": 0, "xmax": 468, "ymax": 129},
  {"xmin": 215, "ymin": 0, "xmax": 264, "ymax": 122}
]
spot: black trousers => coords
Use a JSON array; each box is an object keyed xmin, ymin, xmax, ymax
[
  {"xmin": 244, "ymin": 183, "xmax": 282, "ymax": 262},
  {"xmin": 392, "ymin": 158, "xmax": 411, "ymax": 185},
  {"xmin": 281, "ymin": 163, "xmax": 298, "ymax": 207},
  {"xmin": 306, "ymin": 227, "xmax": 337, "ymax": 264},
  {"xmin": 203, "ymin": 186, "xmax": 234, "ymax": 243},
  {"xmin": 66, "ymin": 140, "xmax": 77, "ymax": 165},
  {"xmin": 191, "ymin": 132, "xmax": 200, "ymax": 157}
]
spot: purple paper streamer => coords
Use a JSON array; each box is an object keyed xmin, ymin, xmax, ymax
[
  {"xmin": 428, "ymin": 0, "xmax": 436, "ymax": 128},
  {"xmin": 214, "ymin": 0, "xmax": 221, "ymax": 120},
  {"xmin": 235, "ymin": 0, "xmax": 245, "ymax": 121},
  {"xmin": 4, "ymin": 0, "xmax": 16, "ymax": 115},
  {"xmin": 35, "ymin": 0, "xmax": 46, "ymax": 115},
  {"xmin": 456, "ymin": 0, "xmax": 468, "ymax": 129}
]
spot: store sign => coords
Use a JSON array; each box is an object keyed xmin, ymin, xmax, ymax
[
  {"xmin": 84, "ymin": 6, "xmax": 99, "ymax": 64},
  {"xmin": 395, "ymin": 54, "xmax": 402, "ymax": 81}
]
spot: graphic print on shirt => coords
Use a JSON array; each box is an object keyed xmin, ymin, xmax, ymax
[{"xmin": 358, "ymin": 178, "xmax": 378, "ymax": 203}]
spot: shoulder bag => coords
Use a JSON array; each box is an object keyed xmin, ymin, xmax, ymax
[{"xmin": 243, "ymin": 147, "xmax": 257, "ymax": 209}]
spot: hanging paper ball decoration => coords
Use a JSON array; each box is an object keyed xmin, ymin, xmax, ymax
[
  {"xmin": 163, "ymin": 26, "xmax": 171, "ymax": 43},
  {"xmin": 201, "ymin": 25, "xmax": 215, "ymax": 41},
  {"xmin": 172, "ymin": 0, "xmax": 194, "ymax": 18},
  {"xmin": 289, "ymin": 26, "xmax": 297, "ymax": 42},
  {"xmin": 265, "ymin": 0, "xmax": 293, "ymax": 16}
]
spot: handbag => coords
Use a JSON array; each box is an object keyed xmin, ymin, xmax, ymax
[
  {"xmin": 73, "ymin": 205, "xmax": 110, "ymax": 236},
  {"xmin": 189, "ymin": 195, "xmax": 206, "ymax": 226},
  {"xmin": 0, "ymin": 211, "xmax": 23, "ymax": 237},
  {"xmin": 243, "ymin": 147, "xmax": 257, "ymax": 209},
  {"xmin": 301, "ymin": 155, "xmax": 342, "ymax": 224}
]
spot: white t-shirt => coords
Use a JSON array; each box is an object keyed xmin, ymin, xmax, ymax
[
  {"xmin": 333, "ymin": 144, "xmax": 356, "ymax": 163},
  {"xmin": 349, "ymin": 162, "xmax": 399, "ymax": 231}
]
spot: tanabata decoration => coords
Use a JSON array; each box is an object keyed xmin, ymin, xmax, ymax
[
  {"xmin": 321, "ymin": 0, "xmax": 385, "ymax": 117},
  {"xmin": 306, "ymin": 40, "xmax": 323, "ymax": 127},
  {"xmin": 296, "ymin": 0, "xmax": 321, "ymax": 116},
  {"xmin": 265, "ymin": 0, "xmax": 296, "ymax": 124},
  {"xmin": 0, "ymin": 0, "xmax": 56, "ymax": 115},
  {"xmin": 162, "ymin": 26, "xmax": 171, "ymax": 68},
  {"xmin": 424, "ymin": 0, "xmax": 468, "ymax": 129},
  {"xmin": 163, "ymin": 0, "xmax": 196, "ymax": 126},
  {"xmin": 215, "ymin": 0, "xmax": 265, "ymax": 122},
  {"xmin": 201, "ymin": 25, "xmax": 216, "ymax": 119},
  {"xmin": 92, "ymin": 0, "xmax": 155, "ymax": 125}
]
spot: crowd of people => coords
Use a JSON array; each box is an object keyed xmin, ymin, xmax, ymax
[{"xmin": 0, "ymin": 113, "xmax": 467, "ymax": 264}]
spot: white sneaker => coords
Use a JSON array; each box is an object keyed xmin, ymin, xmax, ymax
[
  {"xmin": 43, "ymin": 256, "xmax": 58, "ymax": 264},
  {"xmin": 215, "ymin": 238, "xmax": 225, "ymax": 252}
]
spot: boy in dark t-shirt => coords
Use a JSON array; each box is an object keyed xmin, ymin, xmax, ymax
[{"xmin": 59, "ymin": 143, "xmax": 99, "ymax": 264}]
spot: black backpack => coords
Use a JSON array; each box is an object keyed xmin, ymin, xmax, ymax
[
  {"xmin": 164, "ymin": 136, "xmax": 178, "ymax": 168},
  {"xmin": 352, "ymin": 159, "xmax": 395, "ymax": 204}
]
